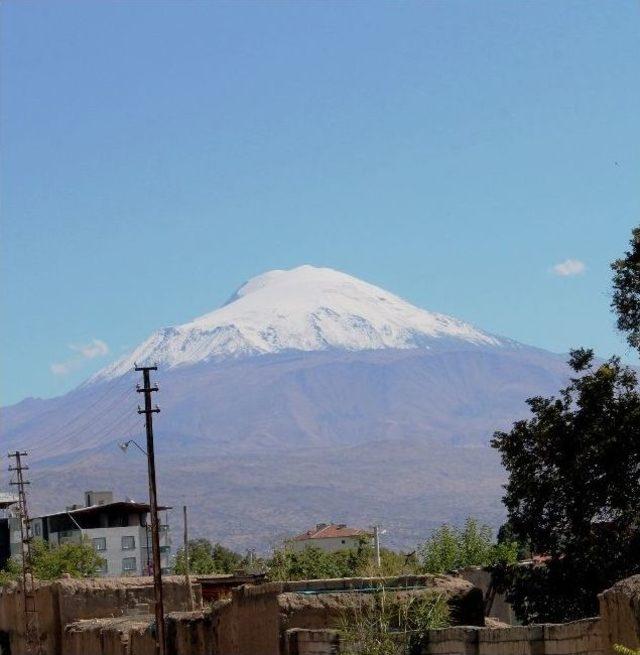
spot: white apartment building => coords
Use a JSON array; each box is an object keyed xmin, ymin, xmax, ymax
[{"xmin": 8, "ymin": 491, "xmax": 171, "ymax": 577}]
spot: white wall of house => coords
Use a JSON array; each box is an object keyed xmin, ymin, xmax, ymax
[
  {"xmin": 289, "ymin": 535, "xmax": 366, "ymax": 553},
  {"xmin": 47, "ymin": 525, "xmax": 171, "ymax": 577},
  {"xmin": 9, "ymin": 517, "xmax": 171, "ymax": 577}
]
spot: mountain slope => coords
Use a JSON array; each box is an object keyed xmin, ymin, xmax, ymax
[{"xmin": 0, "ymin": 266, "xmax": 571, "ymax": 550}]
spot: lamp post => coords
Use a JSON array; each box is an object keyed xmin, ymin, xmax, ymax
[
  {"xmin": 118, "ymin": 439, "xmax": 148, "ymax": 456},
  {"xmin": 371, "ymin": 525, "xmax": 387, "ymax": 568},
  {"xmin": 118, "ymin": 439, "xmax": 152, "ymax": 575}
]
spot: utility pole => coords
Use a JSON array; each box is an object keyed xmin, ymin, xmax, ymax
[
  {"xmin": 136, "ymin": 365, "xmax": 166, "ymax": 655},
  {"xmin": 8, "ymin": 451, "xmax": 42, "ymax": 654},
  {"xmin": 247, "ymin": 548, "xmax": 255, "ymax": 570},
  {"xmin": 183, "ymin": 505, "xmax": 195, "ymax": 611}
]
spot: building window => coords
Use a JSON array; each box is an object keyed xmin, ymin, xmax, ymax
[
  {"xmin": 122, "ymin": 557, "xmax": 137, "ymax": 573},
  {"xmin": 92, "ymin": 537, "xmax": 107, "ymax": 552},
  {"xmin": 121, "ymin": 536, "xmax": 136, "ymax": 550},
  {"xmin": 341, "ymin": 540, "xmax": 346, "ymax": 544},
  {"xmin": 98, "ymin": 559, "xmax": 108, "ymax": 574},
  {"xmin": 34, "ymin": 523, "xmax": 41, "ymax": 537}
]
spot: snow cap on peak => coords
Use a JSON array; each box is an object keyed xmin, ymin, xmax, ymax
[{"xmin": 93, "ymin": 265, "xmax": 505, "ymax": 380}]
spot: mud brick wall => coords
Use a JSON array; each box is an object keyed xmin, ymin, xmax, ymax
[
  {"xmin": 598, "ymin": 574, "xmax": 640, "ymax": 652},
  {"xmin": 284, "ymin": 628, "xmax": 341, "ymax": 655},
  {"xmin": 418, "ymin": 618, "xmax": 603, "ymax": 655},
  {"xmin": 0, "ymin": 576, "xmax": 201, "ymax": 655}
]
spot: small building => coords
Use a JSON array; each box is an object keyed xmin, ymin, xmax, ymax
[
  {"xmin": 289, "ymin": 523, "xmax": 372, "ymax": 553},
  {"xmin": 7, "ymin": 490, "xmax": 171, "ymax": 577}
]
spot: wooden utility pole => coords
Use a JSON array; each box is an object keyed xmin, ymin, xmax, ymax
[
  {"xmin": 183, "ymin": 505, "xmax": 195, "ymax": 611},
  {"xmin": 8, "ymin": 451, "xmax": 42, "ymax": 654},
  {"xmin": 136, "ymin": 365, "xmax": 166, "ymax": 655}
]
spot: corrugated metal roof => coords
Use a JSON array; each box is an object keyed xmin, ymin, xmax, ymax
[{"xmin": 34, "ymin": 501, "xmax": 171, "ymax": 520}]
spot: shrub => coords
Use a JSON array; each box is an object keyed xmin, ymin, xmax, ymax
[{"xmin": 340, "ymin": 585, "xmax": 450, "ymax": 655}]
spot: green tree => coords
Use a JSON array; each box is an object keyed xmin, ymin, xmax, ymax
[
  {"xmin": 33, "ymin": 539, "xmax": 105, "ymax": 579},
  {"xmin": 0, "ymin": 539, "xmax": 105, "ymax": 583},
  {"xmin": 420, "ymin": 518, "xmax": 518, "ymax": 574},
  {"xmin": 612, "ymin": 227, "xmax": 640, "ymax": 352},
  {"xmin": 420, "ymin": 524, "xmax": 459, "ymax": 574},
  {"xmin": 491, "ymin": 349, "xmax": 640, "ymax": 623},
  {"xmin": 174, "ymin": 539, "xmax": 243, "ymax": 575},
  {"xmin": 267, "ymin": 537, "xmax": 378, "ymax": 581}
]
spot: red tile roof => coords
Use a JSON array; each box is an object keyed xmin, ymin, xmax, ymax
[{"xmin": 292, "ymin": 523, "xmax": 372, "ymax": 541}]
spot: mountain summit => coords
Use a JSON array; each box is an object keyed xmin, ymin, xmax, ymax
[{"xmin": 95, "ymin": 265, "xmax": 504, "ymax": 380}]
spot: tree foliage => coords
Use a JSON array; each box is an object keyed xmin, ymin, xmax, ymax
[
  {"xmin": 174, "ymin": 539, "xmax": 244, "ymax": 575},
  {"xmin": 491, "ymin": 349, "xmax": 640, "ymax": 622},
  {"xmin": 612, "ymin": 227, "xmax": 640, "ymax": 352},
  {"xmin": 0, "ymin": 539, "xmax": 105, "ymax": 584},
  {"xmin": 267, "ymin": 543, "xmax": 372, "ymax": 581},
  {"xmin": 419, "ymin": 518, "xmax": 518, "ymax": 574}
]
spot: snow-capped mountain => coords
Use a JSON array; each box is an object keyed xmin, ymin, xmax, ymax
[
  {"xmin": 1, "ymin": 264, "xmax": 571, "ymax": 551},
  {"xmin": 95, "ymin": 265, "xmax": 505, "ymax": 380}
]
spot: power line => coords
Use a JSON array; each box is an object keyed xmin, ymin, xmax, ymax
[
  {"xmin": 39, "ymin": 380, "xmax": 141, "ymax": 455},
  {"xmin": 42, "ymin": 376, "xmax": 135, "ymax": 444},
  {"xmin": 52, "ymin": 402, "xmax": 141, "ymax": 453}
]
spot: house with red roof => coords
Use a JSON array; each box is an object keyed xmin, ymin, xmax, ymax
[{"xmin": 289, "ymin": 523, "xmax": 372, "ymax": 553}]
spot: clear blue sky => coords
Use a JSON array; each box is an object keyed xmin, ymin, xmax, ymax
[{"xmin": 2, "ymin": 1, "xmax": 639, "ymax": 405}]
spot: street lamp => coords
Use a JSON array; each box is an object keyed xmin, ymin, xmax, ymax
[
  {"xmin": 118, "ymin": 439, "xmax": 153, "ymax": 578},
  {"xmin": 118, "ymin": 439, "xmax": 148, "ymax": 456},
  {"xmin": 370, "ymin": 525, "xmax": 388, "ymax": 568}
]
